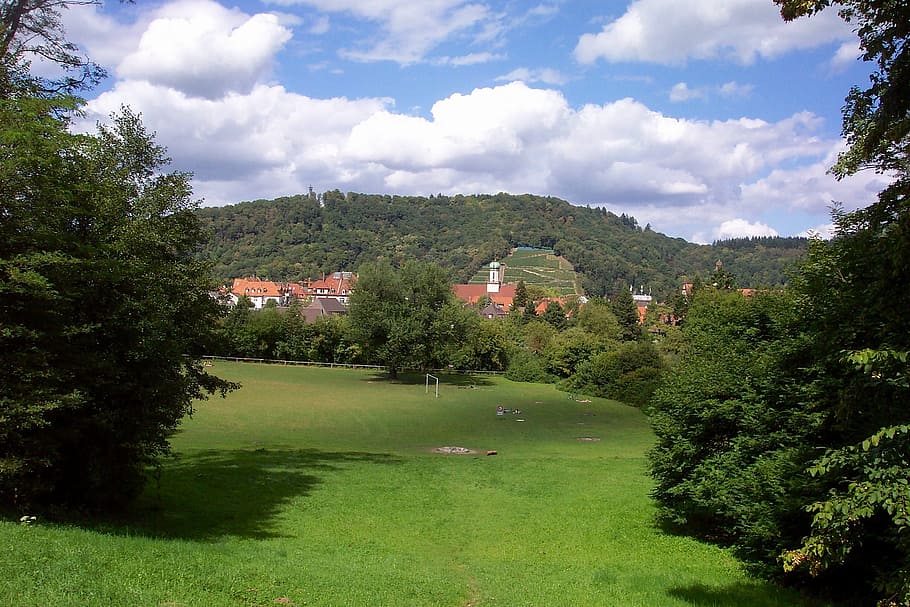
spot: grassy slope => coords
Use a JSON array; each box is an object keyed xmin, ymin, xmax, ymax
[
  {"xmin": 0, "ymin": 363, "xmax": 825, "ymax": 607},
  {"xmin": 468, "ymin": 248, "xmax": 579, "ymax": 296}
]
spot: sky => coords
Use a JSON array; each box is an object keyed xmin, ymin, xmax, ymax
[{"xmin": 58, "ymin": 0, "xmax": 892, "ymax": 243}]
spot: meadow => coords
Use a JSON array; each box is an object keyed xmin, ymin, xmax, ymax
[{"xmin": 0, "ymin": 362, "xmax": 827, "ymax": 607}]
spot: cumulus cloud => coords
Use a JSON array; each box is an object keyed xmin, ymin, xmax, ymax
[
  {"xmin": 81, "ymin": 77, "xmax": 884, "ymax": 239},
  {"xmin": 829, "ymin": 40, "xmax": 861, "ymax": 73},
  {"xmin": 115, "ymin": 0, "xmax": 292, "ymax": 98},
  {"xmin": 713, "ymin": 218, "xmax": 779, "ymax": 240},
  {"xmin": 798, "ymin": 223, "xmax": 835, "ymax": 239},
  {"xmin": 669, "ymin": 82, "xmax": 704, "ymax": 102},
  {"xmin": 575, "ymin": 0, "xmax": 852, "ymax": 65}
]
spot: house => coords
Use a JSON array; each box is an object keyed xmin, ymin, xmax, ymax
[
  {"xmin": 302, "ymin": 271, "xmax": 355, "ymax": 304},
  {"xmin": 479, "ymin": 302, "xmax": 510, "ymax": 319},
  {"xmin": 230, "ymin": 277, "xmax": 289, "ymax": 309},
  {"xmin": 301, "ymin": 297, "xmax": 348, "ymax": 322}
]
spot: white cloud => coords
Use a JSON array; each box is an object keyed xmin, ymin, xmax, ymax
[
  {"xmin": 115, "ymin": 0, "xmax": 292, "ymax": 98},
  {"xmin": 575, "ymin": 0, "xmax": 852, "ymax": 65},
  {"xmin": 308, "ymin": 14, "xmax": 331, "ymax": 34},
  {"xmin": 718, "ymin": 81, "xmax": 754, "ymax": 97},
  {"xmin": 799, "ymin": 223, "xmax": 835, "ymax": 239},
  {"xmin": 669, "ymin": 82, "xmax": 704, "ymax": 102},
  {"xmin": 829, "ymin": 40, "xmax": 861, "ymax": 73},
  {"xmin": 438, "ymin": 52, "xmax": 504, "ymax": 66},
  {"xmin": 670, "ymin": 80, "xmax": 754, "ymax": 102},
  {"xmin": 713, "ymin": 218, "xmax": 779, "ymax": 240},
  {"xmin": 496, "ymin": 67, "xmax": 569, "ymax": 85},
  {"xmin": 273, "ymin": 0, "xmax": 502, "ymax": 64}
]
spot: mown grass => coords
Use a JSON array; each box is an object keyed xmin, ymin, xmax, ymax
[{"xmin": 0, "ymin": 362, "xmax": 828, "ymax": 606}]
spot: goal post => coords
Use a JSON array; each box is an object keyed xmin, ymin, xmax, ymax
[{"xmin": 426, "ymin": 374, "xmax": 439, "ymax": 398}]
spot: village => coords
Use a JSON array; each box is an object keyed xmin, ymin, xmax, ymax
[{"xmin": 221, "ymin": 260, "xmax": 663, "ymax": 324}]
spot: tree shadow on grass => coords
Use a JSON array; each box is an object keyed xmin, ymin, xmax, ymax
[
  {"xmin": 363, "ymin": 371, "xmax": 495, "ymax": 387},
  {"xmin": 667, "ymin": 582, "xmax": 829, "ymax": 607},
  {"xmin": 98, "ymin": 448, "xmax": 400, "ymax": 541}
]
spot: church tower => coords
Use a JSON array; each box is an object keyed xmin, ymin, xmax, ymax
[{"xmin": 487, "ymin": 261, "xmax": 502, "ymax": 294}]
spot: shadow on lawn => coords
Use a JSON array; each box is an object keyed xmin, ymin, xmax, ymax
[
  {"xmin": 108, "ymin": 448, "xmax": 401, "ymax": 541},
  {"xmin": 667, "ymin": 582, "xmax": 824, "ymax": 607},
  {"xmin": 364, "ymin": 371, "xmax": 496, "ymax": 387}
]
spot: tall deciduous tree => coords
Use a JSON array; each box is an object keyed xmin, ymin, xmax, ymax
[
  {"xmin": 773, "ymin": 2, "xmax": 910, "ymax": 603},
  {"xmin": 347, "ymin": 260, "xmax": 463, "ymax": 378},
  {"xmin": 0, "ymin": 100, "xmax": 236, "ymax": 510}
]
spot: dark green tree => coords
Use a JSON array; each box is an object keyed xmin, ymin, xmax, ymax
[
  {"xmin": 611, "ymin": 288, "xmax": 641, "ymax": 341},
  {"xmin": 1, "ymin": 0, "xmax": 107, "ymax": 97},
  {"xmin": 347, "ymin": 260, "xmax": 463, "ymax": 378},
  {"xmin": 541, "ymin": 300, "xmax": 567, "ymax": 330},
  {"xmin": 512, "ymin": 279, "xmax": 530, "ymax": 309},
  {"xmin": 771, "ymin": 2, "xmax": 910, "ymax": 602},
  {"xmin": 647, "ymin": 289, "xmax": 815, "ymax": 573},
  {"xmin": 0, "ymin": 99, "xmax": 235, "ymax": 510}
]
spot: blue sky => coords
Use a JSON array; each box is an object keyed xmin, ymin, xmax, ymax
[{"xmin": 62, "ymin": 0, "xmax": 890, "ymax": 242}]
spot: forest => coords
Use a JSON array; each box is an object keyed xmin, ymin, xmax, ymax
[{"xmin": 195, "ymin": 191, "xmax": 808, "ymax": 299}]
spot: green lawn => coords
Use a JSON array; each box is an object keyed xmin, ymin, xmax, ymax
[{"xmin": 0, "ymin": 362, "xmax": 826, "ymax": 607}]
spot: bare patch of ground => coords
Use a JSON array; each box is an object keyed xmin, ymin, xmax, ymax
[{"xmin": 433, "ymin": 446, "xmax": 477, "ymax": 454}]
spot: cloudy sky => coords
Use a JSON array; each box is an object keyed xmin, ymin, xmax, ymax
[{"xmin": 63, "ymin": 0, "xmax": 889, "ymax": 242}]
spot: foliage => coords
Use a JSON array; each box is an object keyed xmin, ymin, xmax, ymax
[
  {"xmin": 569, "ymin": 341, "xmax": 663, "ymax": 407},
  {"xmin": 647, "ymin": 289, "xmax": 820, "ymax": 571},
  {"xmin": 512, "ymin": 279, "xmax": 530, "ymax": 308},
  {"xmin": 0, "ymin": 0, "xmax": 107, "ymax": 97},
  {"xmin": 452, "ymin": 314, "xmax": 513, "ymax": 371},
  {"xmin": 541, "ymin": 300, "xmax": 567, "ymax": 330},
  {"xmin": 611, "ymin": 288, "xmax": 641, "ymax": 341},
  {"xmin": 0, "ymin": 98, "xmax": 235, "ymax": 510},
  {"xmin": 347, "ymin": 260, "xmax": 464, "ymax": 377}
]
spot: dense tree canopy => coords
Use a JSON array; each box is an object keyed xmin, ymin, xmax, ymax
[
  {"xmin": 649, "ymin": 3, "xmax": 910, "ymax": 604},
  {"xmin": 347, "ymin": 260, "xmax": 469, "ymax": 378},
  {"xmin": 0, "ymin": 98, "xmax": 236, "ymax": 509}
]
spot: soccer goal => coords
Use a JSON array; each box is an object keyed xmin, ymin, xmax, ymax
[{"xmin": 426, "ymin": 374, "xmax": 439, "ymax": 398}]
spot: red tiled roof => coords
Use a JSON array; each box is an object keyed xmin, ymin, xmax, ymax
[
  {"xmin": 453, "ymin": 284, "xmax": 517, "ymax": 307},
  {"xmin": 231, "ymin": 277, "xmax": 285, "ymax": 298}
]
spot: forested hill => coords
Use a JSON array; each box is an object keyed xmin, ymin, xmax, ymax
[{"xmin": 196, "ymin": 190, "xmax": 808, "ymax": 300}]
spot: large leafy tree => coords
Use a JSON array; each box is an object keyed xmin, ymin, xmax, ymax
[
  {"xmin": 650, "ymin": 3, "xmax": 910, "ymax": 604},
  {"xmin": 772, "ymin": 1, "xmax": 910, "ymax": 603},
  {"xmin": 347, "ymin": 260, "xmax": 466, "ymax": 378},
  {"xmin": 0, "ymin": 98, "xmax": 236, "ymax": 510}
]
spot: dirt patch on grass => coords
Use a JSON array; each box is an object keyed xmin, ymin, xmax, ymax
[{"xmin": 432, "ymin": 446, "xmax": 477, "ymax": 454}]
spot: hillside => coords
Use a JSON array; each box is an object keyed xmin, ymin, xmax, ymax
[
  {"xmin": 195, "ymin": 191, "xmax": 808, "ymax": 300},
  {"xmin": 469, "ymin": 248, "xmax": 580, "ymax": 296}
]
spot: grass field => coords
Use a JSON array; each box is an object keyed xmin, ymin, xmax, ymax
[{"xmin": 0, "ymin": 362, "xmax": 827, "ymax": 607}]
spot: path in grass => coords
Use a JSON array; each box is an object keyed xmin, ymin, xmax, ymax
[{"xmin": 1, "ymin": 362, "xmax": 828, "ymax": 607}]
